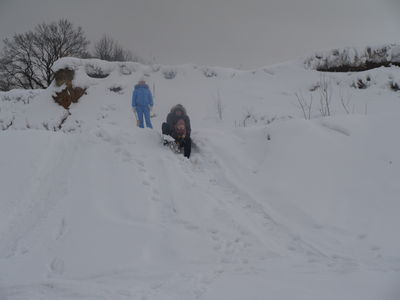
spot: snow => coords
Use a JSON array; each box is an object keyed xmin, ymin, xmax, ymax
[{"xmin": 1, "ymin": 53, "xmax": 400, "ymax": 299}]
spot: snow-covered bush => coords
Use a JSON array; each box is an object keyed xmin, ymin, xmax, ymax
[
  {"xmin": 119, "ymin": 64, "xmax": 133, "ymax": 75},
  {"xmin": 351, "ymin": 77, "xmax": 370, "ymax": 89},
  {"xmin": 151, "ymin": 64, "xmax": 161, "ymax": 73},
  {"xmin": 109, "ymin": 85, "xmax": 123, "ymax": 94},
  {"xmin": 305, "ymin": 44, "xmax": 400, "ymax": 72},
  {"xmin": 0, "ymin": 112, "xmax": 14, "ymax": 130},
  {"xmin": 0, "ymin": 88, "xmax": 68, "ymax": 131},
  {"xmin": 162, "ymin": 67, "xmax": 177, "ymax": 79},
  {"xmin": 389, "ymin": 80, "xmax": 400, "ymax": 91},
  {"xmin": 202, "ymin": 67, "xmax": 218, "ymax": 78},
  {"xmin": 85, "ymin": 64, "xmax": 110, "ymax": 78},
  {"xmin": 0, "ymin": 89, "xmax": 41, "ymax": 105}
]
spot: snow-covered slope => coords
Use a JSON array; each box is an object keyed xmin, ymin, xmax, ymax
[{"xmin": 1, "ymin": 54, "xmax": 400, "ymax": 299}]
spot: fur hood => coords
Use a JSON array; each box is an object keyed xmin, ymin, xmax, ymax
[{"xmin": 170, "ymin": 104, "xmax": 187, "ymax": 116}]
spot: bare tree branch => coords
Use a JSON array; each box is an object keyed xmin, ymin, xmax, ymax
[
  {"xmin": 339, "ymin": 87, "xmax": 353, "ymax": 114},
  {"xmin": 93, "ymin": 34, "xmax": 137, "ymax": 62},
  {"xmin": 318, "ymin": 74, "xmax": 332, "ymax": 117},
  {"xmin": 295, "ymin": 91, "xmax": 313, "ymax": 120},
  {"xmin": 0, "ymin": 19, "xmax": 89, "ymax": 91}
]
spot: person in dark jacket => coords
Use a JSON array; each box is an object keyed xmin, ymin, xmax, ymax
[
  {"xmin": 132, "ymin": 79, "xmax": 153, "ymax": 128},
  {"xmin": 162, "ymin": 104, "xmax": 192, "ymax": 158}
]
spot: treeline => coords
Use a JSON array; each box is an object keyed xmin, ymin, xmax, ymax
[{"xmin": 0, "ymin": 19, "xmax": 144, "ymax": 91}]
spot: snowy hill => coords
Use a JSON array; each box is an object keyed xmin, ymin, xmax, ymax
[{"xmin": 1, "ymin": 50, "xmax": 400, "ymax": 299}]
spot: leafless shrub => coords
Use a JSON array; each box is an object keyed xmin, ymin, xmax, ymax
[
  {"xmin": 109, "ymin": 86, "xmax": 123, "ymax": 93},
  {"xmin": 93, "ymin": 35, "xmax": 114, "ymax": 61},
  {"xmin": 93, "ymin": 34, "xmax": 135, "ymax": 62},
  {"xmin": 241, "ymin": 109, "xmax": 258, "ymax": 127},
  {"xmin": 318, "ymin": 74, "xmax": 333, "ymax": 117},
  {"xmin": 85, "ymin": 64, "xmax": 110, "ymax": 78},
  {"xmin": 295, "ymin": 75, "xmax": 354, "ymax": 119},
  {"xmin": 339, "ymin": 88, "xmax": 353, "ymax": 114},
  {"xmin": 295, "ymin": 91, "xmax": 313, "ymax": 120}
]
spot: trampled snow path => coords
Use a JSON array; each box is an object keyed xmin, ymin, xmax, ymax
[{"xmin": 1, "ymin": 117, "xmax": 400, "ymax": 299}]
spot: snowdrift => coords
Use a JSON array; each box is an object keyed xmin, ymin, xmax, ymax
[{"xmin": 1, "ymin": 48, "xmax": 400, "ymax": 299}]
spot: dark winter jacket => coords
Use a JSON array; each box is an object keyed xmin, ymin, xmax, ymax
[
  {"xmin": 166, "ymin": 104, "xmax": 191, "ymax": 139},
  {"xmin": 132, "ymin": 84, "xmax": 153, "ymax": 108}
]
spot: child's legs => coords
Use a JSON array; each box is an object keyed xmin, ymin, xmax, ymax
[
  {"xmin": 162, "ymin": 122, "xmax": 171, "ymax": 135},
  {"xmin": 182, "ymin": 137, "xmax": 191, "ymax": 158},
  {"xmin": 136, "ymin": 107, "xmax": 144, "ymax": 128},
  {"xmin": 143, "ymin": 107, "xmax": 153, "ymax": 128}
]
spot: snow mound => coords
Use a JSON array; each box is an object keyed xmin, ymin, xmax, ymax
[{"xmin": 0, "ymin": 89, "xmax": 68, "ymax": 131}]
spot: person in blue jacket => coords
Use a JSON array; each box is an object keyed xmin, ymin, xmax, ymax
[{"xmin": 132, "ymin": 78, "xmax": 153, "ymax": 128}]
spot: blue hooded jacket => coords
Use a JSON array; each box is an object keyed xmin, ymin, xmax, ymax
[{"xmin": 132, "ymin": 84, "xmax": 153, "ymax": 108}]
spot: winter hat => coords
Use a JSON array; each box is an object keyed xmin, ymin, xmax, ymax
[{"xmin": 171, "ymin": 104, "xmax": 186, "ymax": 115}]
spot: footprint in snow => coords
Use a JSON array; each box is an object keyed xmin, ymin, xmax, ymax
[
  {"xmin": 136, "ymin": 160, "xmax": 145, "ymax": 167},
  {"xmin": 358, "ymin": 233, "xmax": 367, "ymax": 240},
  {"xmin": 121, "ymin": 151, "xmax": 132, "ymax": 162},
  {"xmin": 208, "ymin": 228, "xmax": 219, "ymax": 235},
  {"xmin": 370, "ymin": 245, "xmax": 380, "ymax": 251},
  {"xmin": 55, "ymin": 218, "xmax": 67, "ymax": 241},
  {"xmin": 49, "ymin": 257, "xmax": 65, "ymax": 276},
  {"xmin": 19, "ymin": 247, "xmax": 29, "ymax": 255},
  {"xmin": 185, "ymin": 224, "xmax": 200, "ymax": 231}
]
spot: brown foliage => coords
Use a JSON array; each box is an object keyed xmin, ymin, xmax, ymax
[{"xmin": 52, "ymin": 69, "xmax": 86, "ymax": 109}]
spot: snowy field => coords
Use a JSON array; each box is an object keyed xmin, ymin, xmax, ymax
[{"xmin": 1, "ymin": 51, "xmax": 400, "ymax": 299}]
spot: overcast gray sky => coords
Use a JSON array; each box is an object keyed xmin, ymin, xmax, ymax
[{"xmin": 0, "ymin": 0, "xmax": 399, "ymax": 69}]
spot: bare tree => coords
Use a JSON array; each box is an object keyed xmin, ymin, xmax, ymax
[
  {"xmin": 0, "ymin": 32, "xmax": 38, "ymax": 90},
  {"xmin": 0, "ymin": 72, "xmax": 11, "ymax": 91},
  {"xmin": 0, "ymin": 19, "xmax": 89, "ymax": 90},
  {"xmin": 113, "ymin": 44, "xmax": 133, "ymax": 62},
  {"xmin": 93, "ymin": 34, "xmax": 133, "ymax": 62},
  {"xmin": 93, "ymin": 35, "xmax": 115, "ymax": 61}
]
